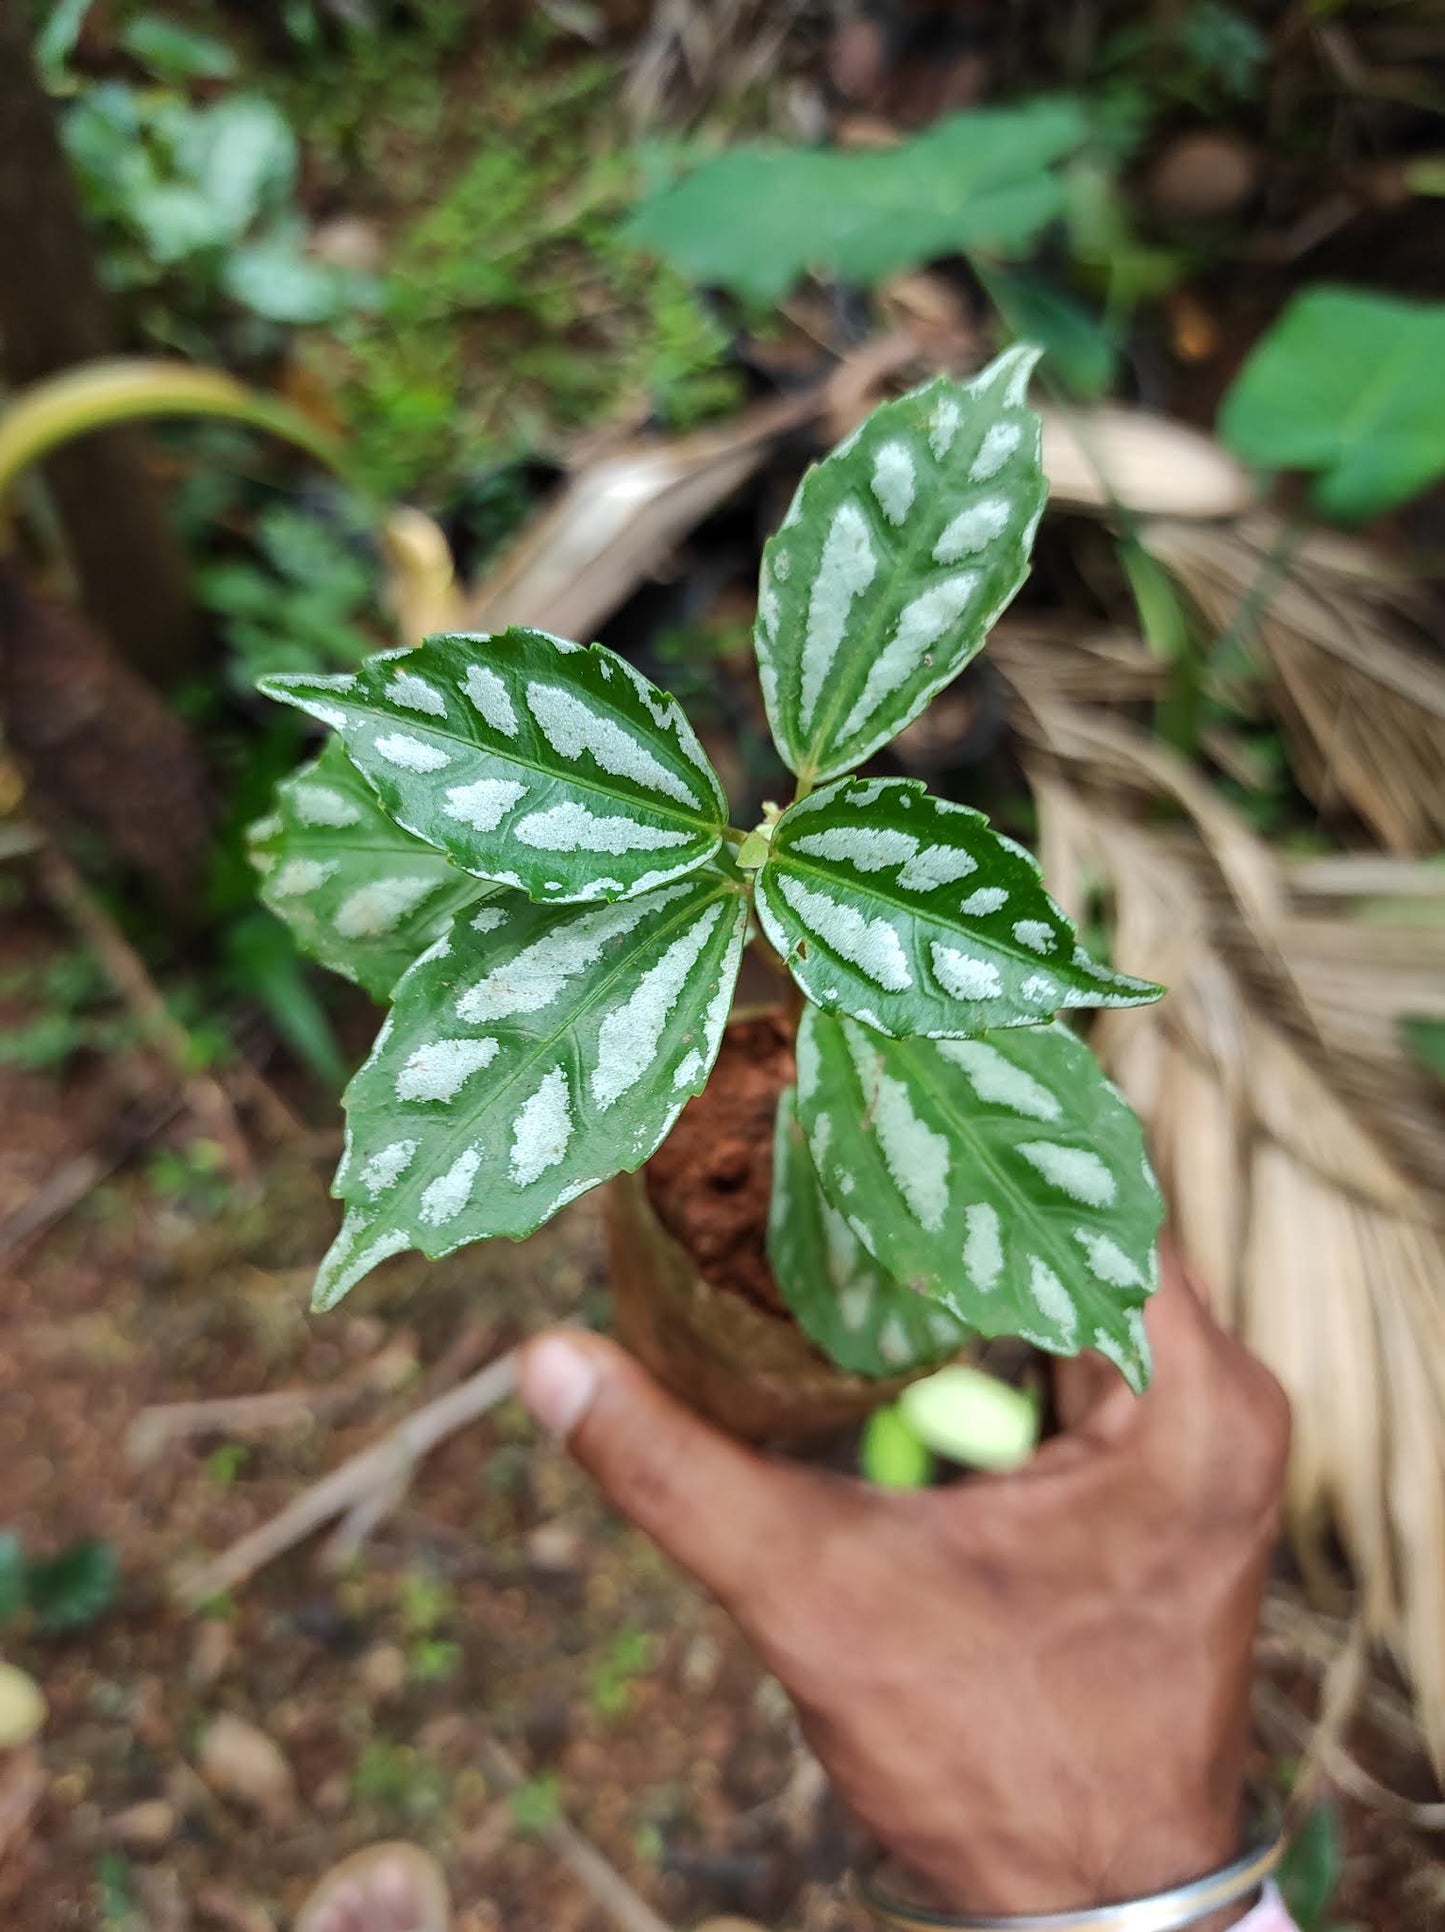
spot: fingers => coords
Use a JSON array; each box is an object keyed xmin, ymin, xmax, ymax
[{"xmin": 517, "ymin": 1330, "xmax": 822, "ymax": 1612}]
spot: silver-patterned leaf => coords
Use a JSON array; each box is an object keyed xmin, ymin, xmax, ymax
[
  {"xmin": 768, "ymin": 1085, "xmax": 970, "ymax": 1377},
  {"xmin": 755, "ymin": 777, "xmax": 1161, "ymax": 1036},
  {"xmin": 314, "ymin": 862, "xmax": 750, "ymax": 1309},
  {"xmin": 258, "ymin": 628, "xmax": 729, "ymax": 905},
  {"xmin": 755, "ymin": 347, "xmax": 1047, "ymax": 785},
  {"xmin": 248, "ymin": 739, "xmax": 501, "ymax": 1000},
  {"xmin": 793, "ymin": 1007, "xmax": 1162, "ymax": 1390}
]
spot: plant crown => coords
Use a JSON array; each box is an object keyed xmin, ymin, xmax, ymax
[{"xmin": 254, "ymin": 346, "xmax": 1166, "ymax": 1389}]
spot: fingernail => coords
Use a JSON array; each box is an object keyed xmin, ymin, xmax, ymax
[{"xmin": 520, "ymin": 1336, "xmax": 600, "ymax": 1438}]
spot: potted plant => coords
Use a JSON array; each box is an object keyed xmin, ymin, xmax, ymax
[{"xmin": 251, "ymin": 345, "xmax": 1165, "ymax": 1439}]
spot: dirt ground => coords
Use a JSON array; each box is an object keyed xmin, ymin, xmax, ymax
[{"xmin": 0, "ymin": 903, "xmax": 1441, "ymax": 1932}]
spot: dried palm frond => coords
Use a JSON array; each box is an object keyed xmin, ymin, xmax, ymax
[
  {"xmin": 1142, "ymin": 515, "xmax": 1445, "ymax": 855},
  {"xmin": 1012, "ymin": 691, "xmax": 1445, "ymax": 1768},
  {"xmin": 624, "ymin": 0, "xmax": 822, "ymax": 126}
]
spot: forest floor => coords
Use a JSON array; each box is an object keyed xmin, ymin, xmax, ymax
[
  {"xmin": 2, "ymin": 901, "xmax": 1442, "ymax": 1932},
  {"xmin": 0, "ymin": 900, "xmax": 860, "ymax": 1932}
]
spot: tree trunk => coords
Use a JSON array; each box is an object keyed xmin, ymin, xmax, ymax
[
  {"xmin": 0, "ymin": 562, "xmax": 212, "ymax": 906},
  {"xmin": 0, "ymin": 7, "xmax": 198, "ymax": 687}
]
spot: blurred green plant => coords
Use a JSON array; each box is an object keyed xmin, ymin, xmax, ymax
[
  {"xmin": 1219, "ymin": 288, "xmax": 1445, "ymax": 520},
  {"xmin": 408, "ymin": 1637, "xmax": 461, "ymax": 1685},
  {"xmin": 203, "ymin": 1442, "xmax": 250, "ymax": 1488},
  {"xmin": 398, "ymin": 1570, "xmax": 456, "ymax": 1638},
  {"xmin": 0, "ymin": 1530, "xmax": 119, "ymax": 1633},
  {"xmin": 303, "ymin": 49, "xmax": 739, "ymax": 500},
  {"xmin": 0, "ymin": 950, "xmax": 136, "ymax": 1074},
  {"xmin": 196, "ymin": 502, "xmax": 383, "ymax": 687},
  {"xmin": 1402, "ymin": 1016, "xmax": 1445, "ymax": 1088},
  {"xmin": 588, "ymin": 1626, "xmax": 654, "ymax": 1720},
  {"xmin": 1092, "ymin": 0, "xmax": 1267, "ymax": 119},
  {"xmin": 628, "ymin": 100, "xmax": 1090, "ymax": 307},
  {"xmin": 146, "ymin": 1138, "xmax": 231, "ymax": 1208},
  {"xmin": 94, "ymin": 1850, "xmax": 142, "ymax": 1932},
  {"xmin": 509, "ymin": 1771, "xmax": 562, "ymax": 1834},
  {"xmin": 40, "ymin": 6, "xmax": 378, "ymax": 339},
  {"xmin": 352, "ymin": 1738, "xmax": 452, "ymax": 1818},
  {"xmin": 1277, "ymin": 1800, "xmax": 1356, "ymax": 1932}
]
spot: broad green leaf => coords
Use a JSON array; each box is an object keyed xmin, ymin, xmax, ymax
[
  {"xmin": 260, "ymin": 629, "xmax": 729, "ymax": 904},
  {"xmin": 767, "ymin": 1086, "xmax": 969, "ymax": 1377},
  {"xmin": 755, "ymin": 777, "xmax": 1161, "ymax": 1038},
  {"xmin": 1218, "ymin": 288, "xmax": 1445, "ymax": 520},
  {"xmin": 248, "ymin": 740, "xmax": 498, "ymax": 1001},
  {"xmin": 627, "ymin": 101, "xmax": 1089, "ymax": 306},
  {"xmin": 755, "ymin": 351, "xmax": 1047, "ymax": 786},
  {"xmin": 315, "ymin": 863, "xmax": 749, "ymax": 1309},
  {"xmin": 794, "ymin": 1008, "xmax": 1162, "ymax": 1390}
]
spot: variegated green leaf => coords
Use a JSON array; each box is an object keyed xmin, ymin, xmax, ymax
[
  {"xmin": 314, "ymin": 862, "xmax": 749, "ymax": 1309},
  {"xmin": 755, "ymin": 777, "xmax": 1161, "ymax": 1036},
  {"xmin": 248, "ymin": 739, "xmax": 501, "ymax": 1000},
  {"xmin": 794, "ymin": 1008, "xmax": 1162, "ymax": 1390},
  {"xmin": 755, "ymin": 347, "xmax": 1047, "ymax": 786},
  {"xmin": 768, "ymin": 1086, "xmax": 969, "ymax": 1377},
  {"xmin": 258, "ymin": 628, "xmax": 729, "ymax": 905}
]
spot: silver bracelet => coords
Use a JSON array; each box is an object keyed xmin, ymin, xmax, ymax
[{"xmin": 860, "ymin": 1824, "xmax": 1286, "ymax": 1932}]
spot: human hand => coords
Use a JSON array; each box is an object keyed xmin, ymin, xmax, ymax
[{"xmin": 517, "ymin": 1246, "xmax": 1290, "ymax": 1921}]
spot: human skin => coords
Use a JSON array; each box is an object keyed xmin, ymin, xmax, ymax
[{"xmin": 518, "ymin": 1245, "xmax": 1291, "ymax": 1928}]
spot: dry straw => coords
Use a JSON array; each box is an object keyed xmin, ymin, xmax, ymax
[{"xmin": 1000, "ymin": 670, "xmax": 1445, "ymax": 1771}]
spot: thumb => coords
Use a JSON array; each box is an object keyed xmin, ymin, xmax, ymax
[{"xmin": 517, "ymin": 1329, "xmax": 820, "ymax": 1613}]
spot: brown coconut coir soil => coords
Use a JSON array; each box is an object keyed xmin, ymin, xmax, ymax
[{"xmin": 644, "ymin": 1010, "xmax": 794, "ymax": 1316}]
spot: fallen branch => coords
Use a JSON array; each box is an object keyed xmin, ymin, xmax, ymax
[
  {"xmin": 476, "ymin": 1733, "xmax": 675, "ymax": 1932},
  {"xmin": 177, "ymin": 1350, "xmax": 518, "ymax": 1607}
]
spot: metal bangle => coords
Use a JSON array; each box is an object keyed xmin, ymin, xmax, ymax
[{"xmin": 860, "ymin": 1825, "xmax": 1286, "ymax": 1932}]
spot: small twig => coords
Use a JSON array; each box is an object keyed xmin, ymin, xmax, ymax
[
  {"xmin": 320, "ymin": 1461, "xmax": 413, "ymax": 1570},
  {"xmin": 177, "ymin": 1351, "xmax": 518, "ymax": 1607},
  {"xmin": 318, "ymin": 1319, "xmax": 505, "ymax": 1567},
  {"xmin": 129, "ymin": 1336, "xmax": 418, "ymax": 1465},
  {"xmin": 476, "ymin": 1734, "xmax": 675, "ymax": 1932},
  {"xmin": 32, "ymin": 842, "xmax": 253, "ymax": 1179},
  {"xmin": 127, "ymin": 1388, "xmax": 335, "ymax": 1464}
]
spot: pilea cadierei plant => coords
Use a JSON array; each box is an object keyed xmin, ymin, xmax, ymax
[{"xmin": 251, "ymin": 345, "xmax": 1167, "ymax": 1392}]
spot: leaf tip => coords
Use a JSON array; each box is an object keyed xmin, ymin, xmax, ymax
[
  {"xmin": 980, "ymin": 339, "xmax": 1046, "ymax": 404},
  {"xmin": 310, "ymin": 1210, "xmax": 411, "ymax": 1313}
]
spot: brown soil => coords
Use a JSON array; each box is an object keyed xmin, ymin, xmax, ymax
[{"xmin": 644, "ymin": 1011, "xmax": 795, "ymax": 1318}]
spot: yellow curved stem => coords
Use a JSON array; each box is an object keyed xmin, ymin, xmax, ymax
[{"xmin": 0, "ymin": 358, "xmax": 352, "ymax": 533}]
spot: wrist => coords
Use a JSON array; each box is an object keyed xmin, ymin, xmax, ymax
[
  {"xmin": 867, "ymin": 1797, "xmax": 1280, "ymax": 1930},
  {"xmin": 927, "ymin": 1802, "xmax": 1245, "ymax": 1918}
]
